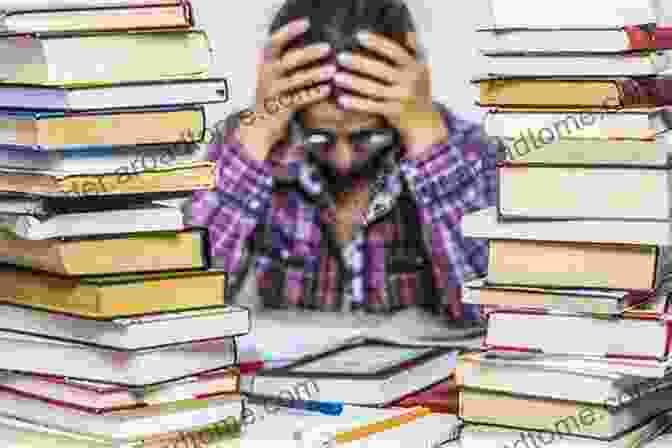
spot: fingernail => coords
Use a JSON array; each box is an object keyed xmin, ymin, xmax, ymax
[
  {"xmin": 338, "ymin": 96, "xmax": 352, "ymax": 107},
  {"xmin": 318, "ymin": 43, "xmax": 331, "ymax": 54},
  {"xmin": 321, "ymin": 65, "xmax": 337, "ymax": 77},
  {"xmin": 336, "ymin": 52, "xmax": 351, "ymax": 65},
  {"xmin": 356, "ymin": 31, "xmax": 369, "ymax": 43},
  {"xmin": 333, "ymin": 72, "xmax": 348, "ymax": 84},
  {"xmin": 292, "ymin": 18, "xmax": 310, "ymax": 32}
]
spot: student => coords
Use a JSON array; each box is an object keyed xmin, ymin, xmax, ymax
[{"xmin": 189, "ymin": 0, "xmax": 498, "ymax": 322}]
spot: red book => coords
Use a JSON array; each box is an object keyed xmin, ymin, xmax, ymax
[{"xmin": 389, "ymin": 376, "xmax": 459, "ymax": 414}]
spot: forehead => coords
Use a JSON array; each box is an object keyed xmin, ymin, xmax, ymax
[{"xmin": 301, "ymin": 99, "xmax": 386, "ymax": 133}]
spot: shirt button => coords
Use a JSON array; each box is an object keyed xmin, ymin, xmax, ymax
[{"xmin": 250, "ymin": 199, "xmax": 260, "ymax": 209}]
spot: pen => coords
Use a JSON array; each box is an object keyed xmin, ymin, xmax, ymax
[{"xmin": 244, "ymin": 392, "xmax": 344, "ymax": 416}]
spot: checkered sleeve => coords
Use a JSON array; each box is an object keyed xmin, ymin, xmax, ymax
[
  {"xmin": 400, "ymin": 112, "xmax": 498, "ymax": 320},
  {"xmin": 189, "ymin": 122, "xmax": 273, "ymax": 273}
]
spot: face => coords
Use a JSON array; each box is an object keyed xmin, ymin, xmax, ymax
[{"xmin": 301, "ymin": 99, "xmax": 393, "ymax": 186}]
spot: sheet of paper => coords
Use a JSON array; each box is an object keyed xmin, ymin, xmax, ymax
[{"xmin": 291, "ymin": 346, "xmax": 435, "ymax": 374}]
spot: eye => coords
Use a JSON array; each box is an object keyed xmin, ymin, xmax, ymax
[{"xmin": 307, "ymin": 134, "xmax": 329, "ymax": 144}]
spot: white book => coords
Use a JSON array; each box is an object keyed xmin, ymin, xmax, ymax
[
  {"xmin": 0, "ymin": 203, "xmax": 184, "ymax": 239},
  {"xmin": 463, "ymin": 207, "xmax": 672, "ymax": 245},
  {"xmin": 479, "ymin": 28, "xmax": 658, "ymax": 54},
  {"xmin": 0, "ymin": 332, "xmax": 237, "ymax": 386},
  {"xmin": 0, "ymin": 305, "xmax": 250, "ymax": 350},
  {"xmin": 484, "ymin": 0, "xmax": 662, "ymax": 28},
  {"xmin": 0, "ymin": 391, "xmax": 242, "ymax": 442},
  {"xmin": 461, "ymin": 413, "xmax": 671, "ymax": 448},
  {"xmin": 0, "ymin": 78, "xmax": 228, "ymax": 110},
  {"xmin": 0, "ymin": 0, "xmax": 177, "ymax": 10},
  {"xmin": 484, "ymin": 52, "xmax": 671, "ymax": 77},
  {"xmin": 484, "ymin": 108, "xmax": 671, "ymax": 140}
]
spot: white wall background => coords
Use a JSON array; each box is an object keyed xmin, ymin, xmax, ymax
[{"xmin": 190, "ymin": 0, "xmax": 491, "ymax": 128}]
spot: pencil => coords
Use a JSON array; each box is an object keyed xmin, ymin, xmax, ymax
[{"xmin": 334, "ymin": 406, "xmax": 432, "ymax": 444}]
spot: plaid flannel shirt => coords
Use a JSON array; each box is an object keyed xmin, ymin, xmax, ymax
[{"xmin": 189, "ymin": 104, "xmax": 498, "ymax": 320}]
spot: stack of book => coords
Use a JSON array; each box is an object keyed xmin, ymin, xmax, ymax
[
  {"xmin": 0, "ymin": 0, "xmax": 251, "ymax": 446},
  {"xmin": 459, "ymin": 0, "xmax": 672, "ymax": 446}
]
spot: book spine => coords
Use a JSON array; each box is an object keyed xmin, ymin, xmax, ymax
[
  {"xmin": 654, "ymin": 27, "xmax": 672, "ymax": 50},
  {"xmin": 625, "ymin": 25, "xmax": 655, "ymax": 50}
]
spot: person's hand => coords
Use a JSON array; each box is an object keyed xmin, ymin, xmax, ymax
[
  {"xmin": 332, "ymin": 31, "xmax": 449, "ymax": 157},
  {"xmin": 238, "ymin": 18, "xmax": 336, "ymax": 162}
]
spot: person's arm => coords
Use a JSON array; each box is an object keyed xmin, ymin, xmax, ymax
[
  {"xmin": 188, "ymin": 113, "xmax": 274, "ymax": 282},
  {"xmin": 399, "ymin": 108, "xmax": 498, "ymax": 320}
]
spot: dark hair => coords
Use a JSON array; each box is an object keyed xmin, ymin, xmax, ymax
[{"xmin": 269, "ymin": 0, "xmax": 421, "ymax": 63}]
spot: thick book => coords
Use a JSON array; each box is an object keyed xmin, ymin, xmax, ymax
[
  {"xmin": 478, "ymin": 26, "xmax": 670, "ymax": 54},
  {"xmin": 0, "ymin": 0, "xmax": 179, "ymax": 9},
  {"xmin": 483, "ymin": 51, "xmax": 672, "ymax": 77},
  {"xmin": 246, "ymin": 338, "xmax": 456, "ymax": 407},
  {"xmin": 484, "ymin": 107, "xmax": 672, "ymax": 142},
  {"xmin": 0, "ymin": 142, "xmax": 204, "ymax": 174},
  {"xmin": 0, "ymin": 29, "xmax": 210, "ymax": 85},
  {"xmin": 0, "ymin": 268, "xmax": 226, "ymax": 318},
  {"xmin": 463, "ymin": 207, "xmax": 672, "ymax": 246},
  {"xmin": 0, "ymin": 368, "xmax": 239, "ymax": 414},
  {"xmin": 474, "ymin": 77, "xmax": 672, "ymax": 108},
  {"xmin": 0, "ymin": 331, "xmax": 237, "ymax": 386},
  {"xmin": 483, "ymin": 0, "xmax": 661, "ymax": 29},
  {"xmin": 459, "ymin": 387, "xmax": 672, "ymax": 439},
  {"xmin": 0, "ymin": 390, "xmax": 242, "ymax": 441},
  {"xmin": 463, "ymin": 278, "xmax": 656, "ymax": 315},
  {"xmin": 0, "ymin": 106, "xmax": 205, "ymax": 150},
  {"xmin": 498, "ymin": 163, "xmax": 672, "ymax": 220},
  {"xmin": 0, "ymin": 2, "xmax": 193, "ymax": 34},
  {"xmin": 461, "ymin": 413, "xmax": 671, "ymax": 448},
  {"xmin": 487, "ymin": 239, "xmax": 662, "ymax": 290},
  {"xmin": 0, "ymin": 304, "xmax": 248, "ymax": 350},
  {"xmin": 0, "ymin": 78, "xmax": 229, "ymax": 110},
  {"xmin": 0, "ymin": 202, "xmax": 185, "ymax": 239},
  {"xmin": 485, "ymin": 309, "xmax": 672, "ymax": 360},
  {"xmin": 0, "ymin": 161, "xmax": 214, "ymax": 197},
  {"xmin": 458, "ymin": 352, "xmax": 672, "ymax": 409},
  {"xmin": 0, "ymin": 228, "xmax": 210, "ymax": 275}
]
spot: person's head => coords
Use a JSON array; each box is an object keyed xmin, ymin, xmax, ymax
[{"xmin": 269, "ymin": 0, "xmax": 422, "ymax": 188}]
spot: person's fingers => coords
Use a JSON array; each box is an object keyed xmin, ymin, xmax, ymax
[
  {"xmin": 265, "ymin": 17, "xmax": 310, "ymax": 61},
  {"xmin": 336, "ymin": 94, "xmax": 388, "ymax": 115},
  {"xmin": 335, "ymin": 52, "xmax": 401, "ymax": 85},
  {"xmin": 355, "ymin": 31, "xmax": 415, "ymax": 67},
  {"xmin": 287, "ymin": 84, "xmax": 332, "ymax": 110},
  {"xmin": 332, "ymin": 71, "xmax": 406, "ymax": 100},
  {"xmin": 278, "ymin": 42, "xmax": 331, "ymax": 74},
  {"xmin": 270, "ymin": 64, "xmax": 336, "ymax": 96}
]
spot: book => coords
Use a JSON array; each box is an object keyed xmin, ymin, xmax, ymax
[
  {"xmin": 457, "ymin": 352, "xmax": 672, "ymax": 408},
  {"xmin": 0, "ymin": 142, "xmax": 204, "ymax": 174},
  {"xmin": 483, "ymin": 51, "xmax": 672, "ymax": 77},
  {"xmin": 0, "ymin": 228, "xmax": 210, "ymax": 275},
  {"xmin": 485, "ymin": 309, "xmax": 672, "ymax": 359},
  {"xmin": 0, "ymin": 161, "xmax": 214, "ymax": 197},
  {"xmin": 0, "ymin": 268, "xmax": 226, "ymax": 317},
  {"xmin": 0, "ymin": 191, "xmax": 194, "ymax": 216},
  {"xmin": 463, "ymin": 278, "xmax": 656, "ymax": 315},
  {"xmin": 483, "ymin": 0, "xmax": 662, "ymax": 29},
  {"xmin": 0, "ymin": 29, "xmax": 211, "ymax": 85},
  {"xmin": 498, "ymin": 163, "xmax": 672, "ymax": 220},
  {"xmin": 0, "ymin": 106, "xmax": 205, "ymax": 150},
  {"xmin": 463, "ymin": 207, "xmax": 672, "ymax": 246},
  {"xmin": 459, "ymin": 387, "xmax": 672, "ymax": 439},
  {"xmin": 246, "ymin": 338, "xmax": 457, "ymax": 407},
  {"xmin": 0, "ymin": 332, "xmax": 237, "ymax": 386},
  {"xmin": 478, "ymin": 26, "xmax": 668, "ymax": 54},
  {"xmin": 0, "ymin": 367, "xmax": 240, "ymax": 414},
  {"xmin": 484, "ymin": 107, "xmax": 671, "ymax": 142},
  {"xmin": 389, "ymin": 375, "xmax": 459, "ymax": 414},
  {"xmin": 486, "ymin": 239, "xmax": 662, "ymax": 290},
  {"xmin": 0, "ymin": 2, "xmax": 193, "ymax": 33},
  {"xmin": 474, "ymin": 77, "xmax": 672, "ymax": 108},
  {"xmin": 0, "ymin": 77, "xmax": 229, "ymax": 110},
  {"xmin": 0, "ymin": 203, "xmax": 185, "ymax": 239},
  {"xmin": 0, "ymin": 0, "xmax": 180, "ymax": 9},
  {"xmin": 0, "ymin": 389, "xmax": 242, "ymax": 441},
  {"xmin": 460, "ymin": 413, "xmax": 671, "ymax": 448},
  {"xmin": 0, "ymin": 304, "xmax": 249, "ymax": 350}
]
